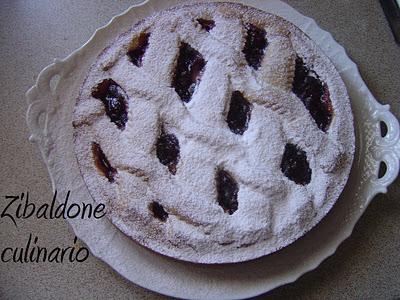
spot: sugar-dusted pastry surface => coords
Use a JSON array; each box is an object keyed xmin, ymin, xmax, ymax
[{"xmin": 73, "ymin": 2, "xmax": 354, "ymax": 263}]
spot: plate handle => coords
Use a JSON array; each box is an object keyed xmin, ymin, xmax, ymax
[
  {"xmin": 368, "ymin": 102, "xmax": 400, "ymax": 194},
  {"xmin": 26, "ymin": 59, "xmax": 64, "ymax": 157}
]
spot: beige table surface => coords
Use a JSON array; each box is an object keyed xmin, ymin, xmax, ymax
[{"xmin": 1, "ymin": 0, "xmax": 399, "ymax": 299}]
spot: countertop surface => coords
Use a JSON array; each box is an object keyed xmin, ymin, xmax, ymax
[{"xmin": 0, "ymin": 0, "xmax": 399, "ymax": 299}]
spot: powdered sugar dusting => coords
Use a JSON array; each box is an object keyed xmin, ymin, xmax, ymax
[{"xmin": 72, "ymin": 2, "xmax": 354, "ymax": 263}]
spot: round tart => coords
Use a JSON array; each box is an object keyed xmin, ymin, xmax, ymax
[{"xmin": 72, "ymin": 2, "xmax": 355, "ymax": 263}]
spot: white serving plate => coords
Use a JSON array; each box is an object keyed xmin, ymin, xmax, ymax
[{"xmin": 26, "ymin": 0, "xmax": 400, "ymax": 299}]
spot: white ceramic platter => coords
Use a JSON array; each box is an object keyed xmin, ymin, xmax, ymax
[{"xmin": 26, "ymin": 0, "xmax": 400, "ymax": 299}]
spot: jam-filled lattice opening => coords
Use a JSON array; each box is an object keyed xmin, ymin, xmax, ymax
[
  {"xmin": 197, "ymin": 18, "xmax": 215, "ymax": 32},
  {"xmin": 243, "ymin": 23, "xmax": 268, "ymax": 70},
  {"xmin": 127, "ymin": 32, "xmax": 150, "ymax": 67},
  {"xmin": 92, "ymin": 142, "xmax": 117, "ymax": 183},
  {"xmin": 172, "ymin": 42, "xmax": 206, "ymax": 103},
  {"xmin": 216, "ymin": 169, "xmax": 239, "ymax": 214},
  {"xmin": 292, "ymin": 56, "xmax": 333, "ymax": 132},
  {"xmin": 149, "ymin": 201, "xmax": 169, "ymax": 222},
  {"xmin": 227, "ymin": 91, "xmax": 252, "ymax": 135},
  {"xmin": 280, "ymin": 143, "xmax": 311, "ymax": 185},
  {"xmin": 156, "ymin": 127, "xmax": 180, "ymax": 175},
  {"xmin": 91, "ymin": 79, "xmax": 128, "ymax": 130}
]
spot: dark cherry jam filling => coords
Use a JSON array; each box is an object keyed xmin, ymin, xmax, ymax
[
  {"xmin": 227, "ymin": 91, "xmax": 252, "ymax": 135},
  {"xmin": 197, "ymin": 18, "xmax": 215, "ymax": 32},
  {"xmin": 127, "ymin": 32, "xmax": 150, "ymax": 67},
  {"xmin": 91, "ymin": 79, "xmax": 128, "ymax": 130},
  {"xmin": 216, "ymin": 169, "xmax": 238, "ymax": 215},
  {"xmin": 156, "ymin": 128, "xmax": 180, "ymax": 175},
  {"xmin": 292, "ymin": 56, "xmax": 333, "ymax": 132},
  {"xmin": 92, "ymin": 142, "xmax": 117, "ymax": 183},
  {"xmin": 149, "ymin": 201, "xmax": 168, "ymax": 222},
  {"xmin": 243, "ymin": 24, "xmax": 268, "ymax": 70},
  {"xmin": 172, "ymin": 42, "xmax": 206, "ymax": 103},
  {"xmin": 280, "ymin": 143, "xmax": 311, "ymax": 185}
]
